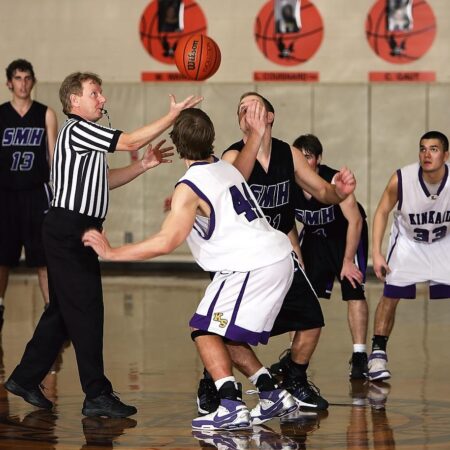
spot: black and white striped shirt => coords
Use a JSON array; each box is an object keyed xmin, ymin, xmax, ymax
[{"xmin": 51, "ymin": 114, "xmax": 121, "ymax": 219}]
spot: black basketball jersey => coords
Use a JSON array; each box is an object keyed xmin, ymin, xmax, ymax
[
  {"xmin": 223, "ymin": 137, "xmax": 295, "ymax": 234},
  {"xmin": 294, "ymin": 164, "xmax": 366, "ymax": 239},
  {"xmin": 0, "ymin": 101, "xmax": 49, "ymax": 190}
]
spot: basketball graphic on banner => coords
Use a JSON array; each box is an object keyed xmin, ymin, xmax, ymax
[
  {"xmin": 366, "ymin": 0, "xmax": 436, "ymax": 64},
  {"xmin": 139, "ymin": 0, "xmax": 207, "ymax": 65},
  {"xmin": 254, "ymin": 0, "xmax": 323, "ymax": 66}
]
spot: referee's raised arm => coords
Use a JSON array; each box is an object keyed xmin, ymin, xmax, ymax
[{"xmin": 117, "ymin": 94, "xmax": 203, "ymax": 152}]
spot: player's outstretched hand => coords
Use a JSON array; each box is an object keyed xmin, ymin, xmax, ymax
[
  {"xmin": 82, "ymin": 229, "xmax": 112, "ymax": 260},
  {"xmin": 168, "ymin": 94, "xmax": 203, "ymax": 117},
  {"xmin": 244, "ymin": 100, "xmax": 267, "ymax": 138},
  {"xmin": 142, "ymin": 139, "xmax": 174, "ymax": 170},
  {"xmin": 334, "ymin": 167, "xmax": 356, "ymax": 199},
  {"xmin": 341, "ymin": 260, "xmax": 364, "ymax": 288},
  {"xmin": 373, "ymin": 253, "xmax": 390, "ymax": 281}
]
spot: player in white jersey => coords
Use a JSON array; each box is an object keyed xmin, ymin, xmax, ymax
[
  {"xmin": 83, "ymin": 104, "xmax": 354, "ymax": 430},
  {"xmin": 368, "ymin": 131, "xmax": 450, "ymax": 381}
]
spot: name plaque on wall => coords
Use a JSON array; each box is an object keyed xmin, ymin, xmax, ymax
[
  {"xmin": 253, "ymin": 71, "xmax": 319, "ymax": 82},
  {"xmin": 369, "ymin": 71, "xmax": 435, "ymax": 82}
]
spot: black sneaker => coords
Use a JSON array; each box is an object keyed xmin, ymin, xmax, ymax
[
  {"xmin": 284, "ymin": 377, "xmax": 329, "ymax": 411},
  {"xmin": 268, "ymin": 348, "xmax": 291, "ymax": 381},
  {"xmin": 196, "ymin": 378, "xmax": 220, "ymax": 415},
  {"xmin": 196, "ymin": 378, "xmax": 243, "ymax": 415},
  {"xmin": 82, "ymin": 392, "xmax": 137, "ymax": 418},
  {"xmin": 4, "ymin": 378, "xmax": 53, "ymax": 409},
  {"xmin": 349, "ymin": 352, "xmax": 368, "ymax": 380}
]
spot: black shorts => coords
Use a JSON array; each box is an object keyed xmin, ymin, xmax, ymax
[
  {"xmin": 0, "ymin": 185, "xmax": 52, "ymax": 267},
  {"xmin": 270, "ymin": 260, "xmax": 325, "ymax": 336},
  {"xmin": 301, "ymin": 220, "xmax": 368, "ymax": 301}
]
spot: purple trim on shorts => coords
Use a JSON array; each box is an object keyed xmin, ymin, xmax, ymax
[
  {"xmin": 386, "ymin": 230, "xmax": 399, "ymax": 265},
  {"xmin": 225, "ymin": 326, "xmax": 271, "ymax": 346},
  {"xmin": 229, "ymin": 273, "xmax": 249, "ymax": 328},
  {"xmin": 325, "ymin": 279, "xmax": 334, "ymax": 297},
  {"xmin": 176, "ymin": 180, "xmax": 215, "ymax": 240},
  {"xmin": 189, "ymin": 314, "xmax": 271, "ymax": 345},
  {"xmin": 189, "ymin": 271, "xmax": 272, "ymax": 346},
  {"xmin": 189, "ymin": 278, "xmax": 226, "ymax": 330},
  {"xmin": 430, "ymin": 284, "xmax": 450, "ymax": 299},
  {"xmin": 356, "ymin": 238, "xmax": 367, "ymax": 281},
  {"xmin": 383, "ymin": 283, "xmax": 416, "ymax": 299},
  {"xmin": 397, "ymin": 169, "xmax": 403, "ymax": 210}
]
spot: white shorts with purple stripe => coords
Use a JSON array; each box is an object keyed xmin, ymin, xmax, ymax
[
  {"xmin": 384, "ymin": 233, "xmax": 450, "ymax": 299},
  {"xmin": 189, "ymin": 254, "xmax": 294, "ymax": 345}
]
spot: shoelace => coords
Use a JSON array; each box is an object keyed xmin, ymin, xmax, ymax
[{"xmin": 285, "ymin": 377, "xmax": 321, "ymax": 395}]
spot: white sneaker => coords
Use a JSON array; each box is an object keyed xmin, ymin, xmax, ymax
[
  {"xmin": 249, "ymin": 388, "xmax": 298, "ymax": 425},
  {"xmin": 192, "ymin": 399, "xmax": 251, "ymax": 430},
  {"xmin": 368, "ymin": 381, "xmax": 391, "ymax": 410},
  {"xmin": 368, "ymin": 351, "xmax": 391, "ymax": 381}
]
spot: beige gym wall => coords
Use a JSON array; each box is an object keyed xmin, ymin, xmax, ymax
[{"xmin": 1, "ymin": 1, "xmax": 449, "ymax": 257}]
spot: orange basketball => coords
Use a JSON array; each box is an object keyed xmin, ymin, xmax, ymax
[{"xmin": 174, "ymin": 34, "xmax": 221, "ymax": 81}]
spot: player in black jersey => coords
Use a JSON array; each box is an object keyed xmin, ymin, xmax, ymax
[
  {"xmin": 196, "ymin": 92, "xmax": 357, "ymax": 414},
  {"xmin": 0, "ymin": 59, "xmax": 58, "ymax": 331},
  {"xmin": 293, "ymin": 134, "xmax": 369, "ymax": 379}
]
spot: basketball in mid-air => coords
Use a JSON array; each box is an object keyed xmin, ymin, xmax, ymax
[{"xmin": 174, "ymin": 34, "xmax": 221, "ymax": 81}]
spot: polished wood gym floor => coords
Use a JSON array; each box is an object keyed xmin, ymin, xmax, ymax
[{"xmin": 1, "ymin": 273, "xmax": 450, "ymax": 449}]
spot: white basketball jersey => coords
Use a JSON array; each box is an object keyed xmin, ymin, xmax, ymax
[
  {"xmin": 392, "ymin": 162, "xmax": 450, "ymax": 244},
  {"xmin": 177, "ymin": 159, "xmax": 292, "ymax": 272}
]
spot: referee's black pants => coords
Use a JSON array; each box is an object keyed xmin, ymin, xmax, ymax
[{"xmin": 10, "ymin": 208, "xmax": 113, "ymax": 399}]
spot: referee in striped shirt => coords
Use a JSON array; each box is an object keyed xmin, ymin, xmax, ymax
[{"xmin": 5, "ymin": 71, "xmax": 202, "ymax": 418}]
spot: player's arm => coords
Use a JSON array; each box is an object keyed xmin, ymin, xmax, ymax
[
  {"xmin": 116, "ymin": 94, "xmax": 203, "ymax": 152},
  {"xmin": 83, "ymin": 183, "xmax": 199, "ymax": 261},
  {"xmin": 221, "ymin": 101, "xmax": 266, "ymax": 180},
  {"xmin": 291, "ymin": 146, "xmax": 356, "ymax": 204},
  {"xmin": 372, "ymin": 172, "xmax": 399, "ymax": 281},
  {"xmin": 108, "ymin": 140, "xmax": 174, "ymax": 190},
  {"xmin": 339, "ymin": 193, "xmax": 364, "ymax": 288},
  {"xmin": 45, "ymin": 106, "xmax": 58, "ymax": 166}
]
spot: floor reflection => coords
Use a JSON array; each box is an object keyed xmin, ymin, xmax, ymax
[{"xmin": 0, "ymin": 274, "xmax": 449, "ymax": 449}]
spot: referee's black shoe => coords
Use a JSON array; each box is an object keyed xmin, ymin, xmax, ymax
[
  {"xmin": 4, "ymin": 378, "xmax": 53, "ymax": 409},
  {"xmin": 82, "ymin": 392, "xmax": 137, "ymax": 418}
]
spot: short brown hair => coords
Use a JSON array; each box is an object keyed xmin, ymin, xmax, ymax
[
  {"xmin": 59, "ymin": 71, "xmax": 102, "ymax": 115},
  {"xmin": 6, "ymin": 59, "xmax": 36, "ymax": 82},
  {"xmin": 169, "ymin": 108, "xmax": 214, "ymax": 160}
]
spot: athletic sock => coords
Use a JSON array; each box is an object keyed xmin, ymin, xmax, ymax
[
  {"xmin": 353, "ymin": 344, "xmax": 367, "ymax": 353},
  {"xmin": 372, "ymin": 335, "xmax": 389, "ymax": 352},
  {"xmin": 287, "ymin": 358, "xmax": 309, "ymax": 381}
]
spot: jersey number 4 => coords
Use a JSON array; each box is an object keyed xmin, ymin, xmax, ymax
[
  {"xmin": 230, "ymin": 184, "xmax": 263, "ymax": 222},
  {"xmin": 10, "ymin": 151, "xmax": 35, "ymax": 171}
]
